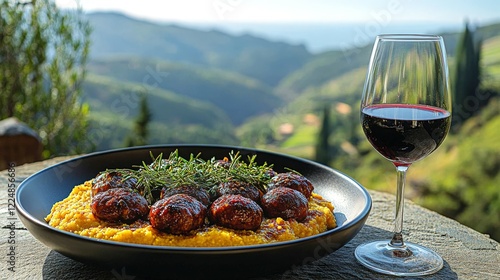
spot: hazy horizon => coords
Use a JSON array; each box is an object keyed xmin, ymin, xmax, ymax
[
  {"xmin": 86, "ymin": 10, "xmax": 495, "ymax": 53},
  {"xmin": 58, "ymin": 0, "xmax": 500, "ymax": 53},
  {"xmin": 179, "ymin": 20, "xmax": 475, "ymax": 53}
]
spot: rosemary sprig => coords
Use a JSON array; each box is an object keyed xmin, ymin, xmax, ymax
[
  {"xmin": 111, "ymin": 150, "xmax": 275, "ymax": 204},
  {"xmin": 222, "ymin": 152, "xmax": 275, "ymax": 193}
]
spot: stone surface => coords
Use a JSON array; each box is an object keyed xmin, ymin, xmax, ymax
[{"xmin": 1, "ymin": 157, "xmax": 499, "ymax": 279}]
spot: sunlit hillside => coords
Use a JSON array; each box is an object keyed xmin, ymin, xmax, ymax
[{"xmin": 483, "ymin": 35, "xmax": 500, "ymax": 80}]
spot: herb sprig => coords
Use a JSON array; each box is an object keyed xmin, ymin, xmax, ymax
[{"xmin": 109, "ymin": 150, "xmax": 275, "ymax": 204}]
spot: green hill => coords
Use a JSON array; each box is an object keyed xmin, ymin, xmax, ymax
[
  {"xmin": 483, "ymin": 35, "xmax": 500, "ymax": 80},
  {"xmin": 87, "ymin": 12, "xmax": 311, "ymax": 87},
  {"xmin": 87, "ymin": 57, "xmax": 282, "ymax": 125},
  {"xmin": 276, "ymin": 46, "xmax": 372, "ymax": 99},
  {"xmin": 83, "ymin": 74, "xmax": 238, "ymax": 150}
]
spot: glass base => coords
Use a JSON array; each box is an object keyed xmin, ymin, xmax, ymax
[{"xmin": 354, "ymin": 240, "xmax": 443, "ymax": 276}]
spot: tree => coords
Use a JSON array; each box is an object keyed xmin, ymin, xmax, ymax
[
  {"xmin": 314, "ymin": 105, "xmax": 331, "ymax": 165},
  {"xmin": 452, "ymin": 22, "xmax": 481, "ymax": 131},
  {"xmin": 0, "ymin": 0, "xmax": 91, "ymax": 157},
  {"xmin": 125, "ymin": 94, "xmax": 152, "ymax": 147}
]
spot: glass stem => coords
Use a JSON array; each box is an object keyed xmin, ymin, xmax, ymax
[{"xmin": 390, "ymin": 165, "xmax": 409, "ymax": 249}]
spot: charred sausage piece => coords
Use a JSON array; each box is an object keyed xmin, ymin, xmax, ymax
[
  {"xmin": 268, "ymin": 172, "xmax": 314, "ymax": 198},
  {"xmin": 261, "ymin": 187, "xmax": 308, "ymax": 221},
  {"xmin": 91, "ymin": 171, "xmax": 138, "ymax": 197},
  {"xmin": 160, "ymin": 185, "xmax": 210, "ymax": 206},
  {"xmin": 209, "ymin": 194, "xmax": 263, "ymax": 231},
  {"xmin": 91, "ymin": 188, "xmax": 149, "ymax": 223},
  {"xmin": 216, "ymin": 180, "xmax": 261, "ymax": 203},
  {"xmin": 149, "ymin": 194, "xmax": 207, "ymax": 234}
]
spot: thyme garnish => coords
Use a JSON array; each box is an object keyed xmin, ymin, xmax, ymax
[{"xmin": 109, "ymin": 150, "xmax": 275, "ymax": 204}]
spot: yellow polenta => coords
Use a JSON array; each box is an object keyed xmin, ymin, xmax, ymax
[{"xmin": 45, "ymin": 181, "xmax": 336, "ymax": 247}]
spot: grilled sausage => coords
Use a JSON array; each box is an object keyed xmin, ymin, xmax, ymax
[
  {"xmin": 161, "ymin": 185, "xmax": 210, "ymax": 206},
  {"xmin": 91, "ymin": 188, "xmax": 149, "ymax": 223},
  {"xmin": 216, "ymin": 180, "xmax": 261, "ymax": 203},
  {"xmin": 261, "ymin": 187, "xmax": 308, "ymax": 221},
  {"xmin": 209, "ymin": 194, "xmax": 263, "ymax": 231},
  {"xmin": 268, "ymin": 172, "xmax": 314, "ymax": 198},
  {"xmin": 91, "ymin": 171, "xmax": 138, "ymax": 197},
  {"xmin": 149, "ymin": 194, "xmax": 207, "ymax": 234}
]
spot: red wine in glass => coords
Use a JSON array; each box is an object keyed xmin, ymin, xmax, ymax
[
  {"xmin": 362, "ymin": 104, "xmax": 451, "ymax": 166},
  {"xmin": 355, "ymin": 34, "xmax": 451, "ymax": 276}
]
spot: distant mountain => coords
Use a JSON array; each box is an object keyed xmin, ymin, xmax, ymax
[{"xmin": 86, "ymin": 12, "xmax": 312, "ymax": 86}]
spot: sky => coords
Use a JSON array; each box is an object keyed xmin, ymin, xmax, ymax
[
  {"xmin": 54, "ymin": 0, "xmax": 500, "ymax": 52},
  {"xmin": 55, "ymin": 0, "xmax": 500, "ymax": 24}
]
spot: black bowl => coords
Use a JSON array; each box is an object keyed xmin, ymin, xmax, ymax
[{"xmin": 16, "ymin": 145, "xmax": 371, "ymax": 278}]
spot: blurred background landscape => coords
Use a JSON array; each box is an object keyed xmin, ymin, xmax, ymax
[{"xmin": 1, "ymin": 1, "xmax": 498, "ymax": 241}]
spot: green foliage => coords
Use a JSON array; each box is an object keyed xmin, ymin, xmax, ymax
[
  {"xmin": 452, "ymin": 23, "xmax": 481, "ymax": 130},
  {"xmin": 315, "ymin": 106, "xmax": 331, "ymax": 165},
  {"xmin": 236, "ymin": 114, "xmax": 276, "ymax": 148},
  {"xmin": 0, "ymin": 0, "xmax": 91, "ymax": 157},
  {"xmin": 125, "ymin": 93, "xmax": 151, "ymax": 147}
]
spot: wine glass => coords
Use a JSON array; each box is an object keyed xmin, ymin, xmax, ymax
[{"xmin": 354, "ymin": 34, "xmax": 452, "ymax": 276}]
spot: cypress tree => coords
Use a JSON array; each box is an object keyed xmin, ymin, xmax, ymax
[
  {"xmin": 314, "ymin": 105, "xmax": 331, "ymax": 165},
  {"xmin": 125, "ymin": 94, "xmax": 152, "ymax": 147},
  {"xmin": 452, "ymin": 23, "xmax": 481, "ymax": 130}
]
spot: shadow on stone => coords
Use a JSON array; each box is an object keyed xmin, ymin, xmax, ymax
[{"xmin": 42, "ymin": 250, "xmax": 284, "ymax": 279}]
